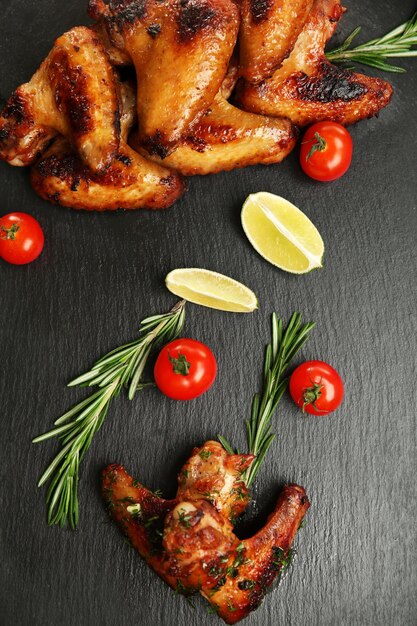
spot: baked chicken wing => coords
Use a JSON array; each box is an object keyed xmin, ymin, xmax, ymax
[
  {"xmin": 239, "ymin": 0, "xmax": 314, "ymax": 83},
  {"xmin": 131, "ymin": 61, "xmax": 297, "ymax": 175},
  {"xmin": 237, "ymin": 0, "xmax": 393, "ymax": 126},
  {"xmin": 102, "ymin": 441, "xmax": 309, "ymax": 624},
  {"xmin": 89, "ymin": 0, "xmax": 240, "ymax": 157},
  {"xmin": 0, "ymin": 27, "xmax": 120, "ymax": 172},
  {"xmin": 132, "ymin": 94, "xmax": 297, "ymax": 175},
  {"xmin": 31, "ymin": 82, "xmax": 185, "ymax": 211}
]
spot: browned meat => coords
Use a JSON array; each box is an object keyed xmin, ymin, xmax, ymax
[
  {"xmin": 30, "ymin": 136, "xmax": 185, "ymax": 211},
  {"xmin": 130, "ymin": 56, "xmax": 297, "ymax": 176},
  {"xmin": 91, "ymin": 22, "xmax": 131, "ymax": 66},
  {"xmin": 203, "ymin": 484, "xmax": 308, "ymax": 623},
  {"xmin": 102, "ymin": 441, "xmax": 310, "ymax": 623},
  {"xmin": 31, "ymin": 83, "xmax": 185, "ymax": 211},
  {"xmin": 175, "ymin": 441, "xmax": 254, "ymax": 520},
  {"xmin": 239, "ymin": 0, "xmax": 314, "ymax": 83},
  {"xmin": 0, "ymin": 27, "xmax": 120, "ymax": 172},
  {"xmin": 0, "ymin": 0, "xmax": 394, "ymax": 212},
  {"xmin": 236, "ymin": 0, "xmax": 393, "ymax": 126},
  {"xmin": 131, "ymin": 93, "xmax": 297, "ymax": 175},
  {"xmin": 89, "ymin": 0, "xmax": 240, "ymax": 157},
  {"xmin": 101, "ymin": 464, "xmax": 179, "ymax": 589}
]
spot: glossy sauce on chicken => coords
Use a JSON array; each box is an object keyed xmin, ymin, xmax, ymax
[{"xmin": 102, "ymin": 441, "xmax": 310, "ymax": 623}]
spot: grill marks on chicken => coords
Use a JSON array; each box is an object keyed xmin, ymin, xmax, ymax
[
  {"xmin": 0, "ymin": 27, "xmax": 120, "ymax": 172},
  {"xmin": 88, "ymin": 0, "xmax": 240, "ymax": 157},
  {"xmin": 237, "ymin": 0, "xmax": 393, "ymax": 126},
  {"xmin": 102, "ymin": 441, "xmax": 310, "ymax": 624},
  {"xmin": 1, "ymin": 28, "xmax": 185, "ymax": 211}
]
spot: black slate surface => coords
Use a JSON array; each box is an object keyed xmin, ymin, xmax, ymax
[{"xmin": 1, "ymin": 1, "xmax": 416, "ymax": 625}]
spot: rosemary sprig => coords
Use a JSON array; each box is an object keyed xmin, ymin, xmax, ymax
[
  {"xmin": 219, "ymin": 312, "xmax": 315, "ymax": 487},
  {"xmin": 33, "ymin": 300, "xmax": 186, "ymax": 529},
  {"xmin": 326, "ymin": 12, "xmax": 417, "ymax": 73}
]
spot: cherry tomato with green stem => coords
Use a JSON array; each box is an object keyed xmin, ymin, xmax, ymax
[
  {"xmin": 0, "ymin": 212, "xmax": 44, "ymax": 265},
  {"xmin": 300, "ymin": 122, "xmax": 353, "ymax": 182},
  {"xmin": 154, "ymin": 338, "xmax": 217, "ymax": 400},
  {"xmin": 289, "ymin": 360, "xmax": 344, "ymax": 415}
]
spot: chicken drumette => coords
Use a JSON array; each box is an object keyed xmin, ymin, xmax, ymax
[{"xmin": 102, "ymin": 441, "xmax": 309, "ymax": 624}]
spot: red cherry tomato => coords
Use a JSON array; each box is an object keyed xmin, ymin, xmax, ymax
[
  {"xmin": 0, "ymin": 212, "xmax": 44, "ymax": 265},
  {"xmin": 154, "ymin": 338, "xmax": 217, "ymax": 401},
  {"xmin": 300, "ymin": 122, "xmax": 353, "ymax": 182},
  {"xmin": 289, "ymin": 360, "xmax": 344, "ymax": 416}
]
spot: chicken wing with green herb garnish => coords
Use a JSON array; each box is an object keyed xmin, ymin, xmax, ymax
[{"xmin": 103, "ymin": 441, "xmax": 309, "ymax": 624}]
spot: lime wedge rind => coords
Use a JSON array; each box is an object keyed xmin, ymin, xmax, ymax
[
  {"xmin": 166, "ymin": 268, "xmax": 258, "ymax": 313},
  {"xmin": 241, "ymin": 192, "xmax": 325, "ymax": 275}
]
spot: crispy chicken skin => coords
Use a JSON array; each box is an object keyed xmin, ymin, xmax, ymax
[
  {"xmin": 0, "ymin": 27, "xmax": 120, "ymax": 172},
  {"xmin": 132, "ymin": 94, "xmax": 297, "ymax": 175},
  {"xmin": 132, "ymin": 62, "xmax": 297, "ymax": 176},
  {"xmin": 91, "ymin": 22, "xmax": 131, "ymax": 66},
  {"xmin": 237, "ymin": 0, "xmax": 393, "ymax": 126},
  {"xmin": 239, "ymin": 0, "xmax": 314, "ymax": 83},
  {"xmin": 31, "ymin": 82, "xmax": 185, "ymax": 211},
  {"xmin": 175, "ymin": 442, "xmax": 254, "ymax": 520},
  {"xmin": 101, "ymin": 463, "xmax": 180, "ymax": 589},
  {"xmin": 102, "ymin": 441, "xmax": 309, "ymax": 623},
  {"xmin": 30, "ymin": 136, "xmax": 185, "ymax": 211},
  {"xmin": 0, "ymin": 0, "xmax": 394, "ymax": 211},
  {"xmin": 89, "ymin": 0, "xmax": 240, "ymax": 157}
]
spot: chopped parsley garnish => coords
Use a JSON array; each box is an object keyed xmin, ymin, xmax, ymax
[
  {"xmin": 272, "ymin": 546, "xmax": 294, "ymax": 580},
  {"xmin": 177, "ymin": 509, "xmax": 193, "ymax": 528}
]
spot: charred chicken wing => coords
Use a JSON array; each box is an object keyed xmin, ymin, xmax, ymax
[
  {"xmin": 0, "ymin": 0, "xmax": 394, "ymax": 212},
  {"xmin": 102, "ymin": 441, "xmax": 310, "ymax": 623},
  {"xmin": 239, "ymin": 0, "xmax": 314, "ymax": 83},
  {"xmin": 132, "ymin": 62, "xmax": 298, "ymax": 175},
  {"xmin": 237, "ymin": 0, "xmax": 393, "ymax": 126},
  {"xmin": 132, "ymin": 93, "xmax": 298, "ymax": 176},
  {"xmin": 0, "ymin": 27, "xmax": 120, "ymax": 172},
  {"xmin": 89, "ymin": 0, "xmax": 240, "ymax": 157},
  {"xmin": 31, "ymin": 82, "xmax": 185, "ymax": 211}
]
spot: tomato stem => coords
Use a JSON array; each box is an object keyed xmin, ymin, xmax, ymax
[
  {"xmin": 169, "ymin": 352, "xmax": 191, "ymax": 376},
  {"xmin": 305, "ymin": 132, "xmax": 327, "ymax": 161},
  {"xmin": 1, "ymin": 224, "xmax": 20, "ymax": 240},
  {"xmin": 302, "ymin": 381, "xmax": 324, "ymax": 413}
]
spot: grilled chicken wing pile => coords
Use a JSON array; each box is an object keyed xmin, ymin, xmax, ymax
[
  {"xmin": 0, "ymin": 0, "xmax": 392, "ymax": 211},
  {"xmin": 102, "ymin": 441, "xmax": 310, "ymax": 623}
]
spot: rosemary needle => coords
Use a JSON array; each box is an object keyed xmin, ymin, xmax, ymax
[
  {"xmin": 326, "ymin": 12, "xmax": 417, "ymax": 73},
  {"xmin": 33, "ymin": 300, "xmax": 186, "ymax": 530},
  {"xmin": 219, "ymin": 312, "xmax": 315, "ymax": 487}
]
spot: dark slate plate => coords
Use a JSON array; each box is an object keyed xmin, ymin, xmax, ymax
[{"xmin": 1, "ymin": 1, "xmax": 416, "ymax": 625}]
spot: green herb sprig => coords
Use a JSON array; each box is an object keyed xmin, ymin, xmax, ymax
[
  {"xmin": 33, "ymin": 300, "xmax": 186, "ymax": 530},
  {"xmin": 326, "ymin": 12, "xmax": 417, "ymax": 73},
  {"xmin": 219, "ymin": 312, "xmax": 315, "ymax": 486}
]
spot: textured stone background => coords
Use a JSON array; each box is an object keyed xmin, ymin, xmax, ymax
[{"xmin": 0, "ymin": 1, "xmax": 416, "ymax": 624}]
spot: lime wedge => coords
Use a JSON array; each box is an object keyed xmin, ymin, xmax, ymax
[
  {"xmin": 166, "ymin": 268, "xmax": 258, "ymax": 313},
  {"xmin": 241, "ymin": 192, "xmax": 324, "ymax": 274}
]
